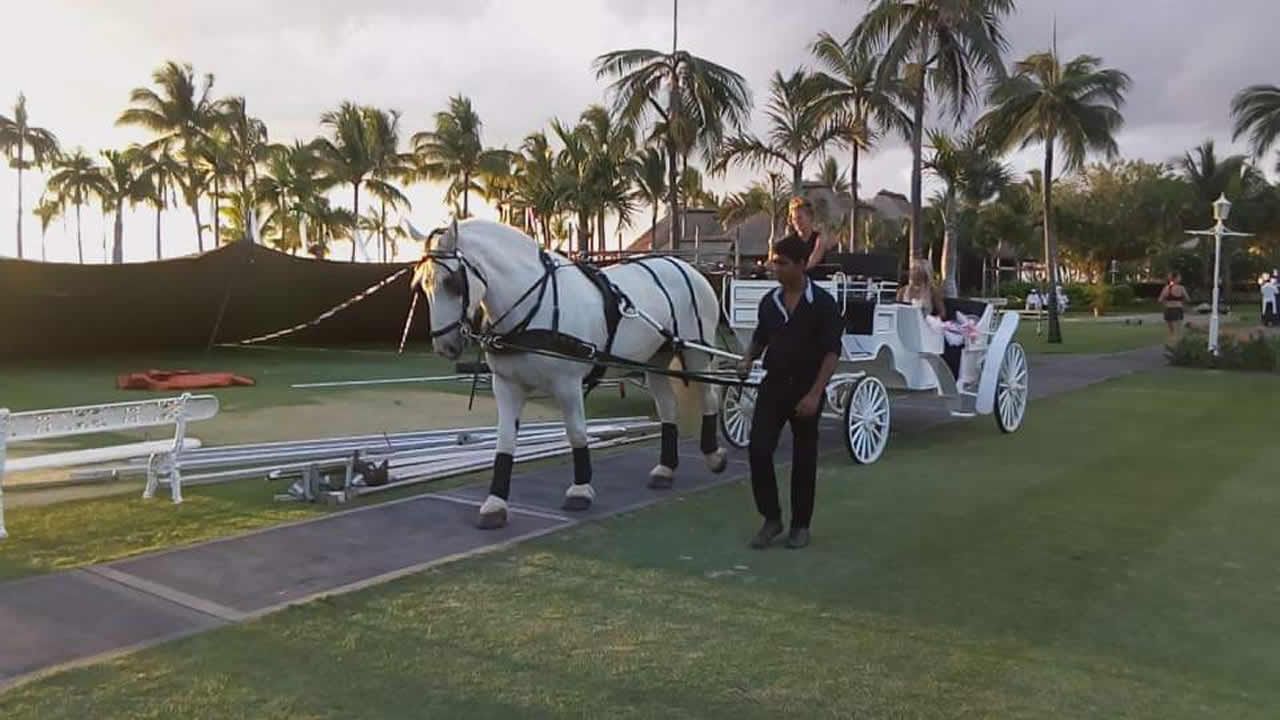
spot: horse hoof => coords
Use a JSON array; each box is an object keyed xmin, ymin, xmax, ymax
[
  {"xmin": 476, "ymin": 509, "xmax": 508, "ymax": 530},
  {"xmin": 705, "ymin": 448, "xmax": 728, "ymax": 474},
  {"xmin": 562, "ymin": 495, "xmax": 593, "ymax": 512},
  {"xmin": 648, "ymin": 464, "xmax": 674, "ymax": 490}
]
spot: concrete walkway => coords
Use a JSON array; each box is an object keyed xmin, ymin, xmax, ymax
[{"xmin": 0, "ymin": 346, "xmax": 1164, "ymax": 690}]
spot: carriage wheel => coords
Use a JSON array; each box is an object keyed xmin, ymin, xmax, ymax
[
  {"xmin": 995, "ymin": 341, "xmax": 1029, "ymax": 434},
  {"xmin": 843, "ymin": 377, "xmax": 891, "ymax": 464},
  {"xmin": 719, "ymin": 383, "xmax": 756, "ymax": 449}
]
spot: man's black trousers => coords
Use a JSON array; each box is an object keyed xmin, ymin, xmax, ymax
[{"xmin": 748, "ymin": 379, "xmax": 821, "ymax": 529}]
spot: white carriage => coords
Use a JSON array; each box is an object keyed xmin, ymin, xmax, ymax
[{"xmin": 718, "ymin": 258, "xmax": 1029, "ymax": 464}]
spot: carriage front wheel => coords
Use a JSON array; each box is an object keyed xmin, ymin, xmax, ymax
[
  {"xmin": 719, "ymin": 383, "xmax": 756, "ymax": 449},
  {"xmin": 844, "ymin": 376, "xmax": 891, "ymax": 464},
  {"xmin": 995, "ymin": 341, "xmax": 1029, "ymax": 433}
]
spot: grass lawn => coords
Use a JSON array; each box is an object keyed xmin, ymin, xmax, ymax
[
  {"xmin": 3, "ymin": 368, "xmax": 1277, "ymax": 717},
  {"xmin": 1015, "ymin": 316, "xmax": 1166, "ymax": 355}
]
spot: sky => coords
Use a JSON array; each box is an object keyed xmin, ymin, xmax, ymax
[{"xmin": 1, "ymin": 0, "xmax": 1278, "ymax": 264}]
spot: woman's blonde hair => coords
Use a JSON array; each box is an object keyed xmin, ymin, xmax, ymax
[
  {"xmin": 909, "ymin": 260, "xmax": 933, "ymax": 287},
  {"xmin": 788, "ymin": 196, "xmax": 813, "ymax": 214}
]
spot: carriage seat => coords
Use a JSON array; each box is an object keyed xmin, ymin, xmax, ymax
[
  {"xmin": 894, "ymin": 304, "xmax": 945, "ymax": 355},
  {"xmin": 842, "ymin": 298, "xmax": 876, "ymax": 335}
]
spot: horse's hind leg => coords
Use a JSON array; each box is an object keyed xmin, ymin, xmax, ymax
[
  {"xmin": 551, "ymin": 378, "xmax": 595, "ymax": 511},
  {"xmin": 478, "ymin": 374, "xmax": 526, "ymax": 530},
  {"xmin": 686, "ymin": 352, "xmax": 728, "ymax": 474},
  {"xmin": 645, "ymin": 370, "xmax": 680, "ymax": 489}
]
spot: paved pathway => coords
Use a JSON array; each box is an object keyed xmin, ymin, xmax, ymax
[{"xmin": 0, "ymin": 346, "xmax": 1164, "ymax": 689}]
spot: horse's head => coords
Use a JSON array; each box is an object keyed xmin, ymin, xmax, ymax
[{"xmin": 409, "ymin": 219, "xmax": 486, "ymax": 361}]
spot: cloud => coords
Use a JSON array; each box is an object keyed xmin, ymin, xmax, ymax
[{"xmin": 2, "ymin": 0, "xmax": 1277, "ymax": 262}]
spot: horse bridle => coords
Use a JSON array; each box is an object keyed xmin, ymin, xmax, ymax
[{"xmin": 416, "ymin": 250, "xmax": 488, "ymax": 340}]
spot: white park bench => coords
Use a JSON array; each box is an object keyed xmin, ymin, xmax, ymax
[{"xmin": 0, "ymin": 393, "xmax": 219, "ymax": 539}]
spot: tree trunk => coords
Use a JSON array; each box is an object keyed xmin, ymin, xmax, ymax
[
  {"xmin": 596, "ymin": 210, "xmax": 606, "ymax": 254},
  {"xmin": 462, "ymin": 171, "xmax": 470, "ymax": 218},
  {"xmin": 41, "ymin": 227, "xmax": 47, "ymax": 262},
  {"xmin": 849, "ymin": 143, "xmax": 860, "ymax": 252},
  {"xmin": 909, "ymin": 91, "xmax": 926, "ymax": 260},
  {"xmin": 792, "ymin": 161, "xmax": 803, "ymax": 195},
  {"xmin": 381, "ymin": 198, "xmax": 388, "ymax": 262},
  {"xmin": 350, "ymin": 181, "xmax": 361, "ymax": 262},
  {"xmin": 75, "ymin": 202, "xmax": 84, "ymax": 264},
  {"xmin": 666, "ymin": 85, "xmax": 682, "ymax": 251},
  {"xmin": 1043, "ymin": 139, "xmax": 1063, "ymax": 344},
  {"xmin": 211, "ymin": 178, "xmax": 220, "ymax": 246},
  {"xmin": 188, "ymin": 162, "xmax": 204, "ymax": 253},
  {"xmin": 651, "ymin": 203, "xmax": 658, "ymax": 250},
  {"xmin": 941, "ymin": 193, "xmax": 958, "ymax": 297},
  {"xmin": 577, "ymin": 211, "xmax": 590, "ymax": 256},
  {"xmin": 15, "ymin": 147, "xmax": 24, "ymax": 259},
  {"xmin": 155, "ymin": 202, "xmax": 163, "ymax": 260},
  {"xmin": 112, "ymin": 200, "xmax": 124, "ymax": 264}
]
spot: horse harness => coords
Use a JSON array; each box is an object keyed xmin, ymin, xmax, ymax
[{"xmin": 415, "ymin": 248, "xmax": 726, "ymax": 390}]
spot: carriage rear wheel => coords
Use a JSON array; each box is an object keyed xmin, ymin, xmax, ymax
[
  {"xmin": 995, "ymin": 341, "xmax": 1029, "ymax": 433},
  {"xmin": 719, "ymin": 383, "xmax": 756, "ymax": 449},
  {"xmin": 843, "ymin": 376, "xmax": 891, "ymax": 464}
]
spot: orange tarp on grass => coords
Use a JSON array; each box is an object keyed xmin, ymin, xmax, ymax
[{"xmin": 116, "ymin": 369, "xmax": 256, "ymax": 391}]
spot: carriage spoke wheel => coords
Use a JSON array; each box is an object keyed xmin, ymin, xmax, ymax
[
  {"xmin": 843, "ymin": 377, "xmax": 890, "ymax": 464},
  {"xmin": 995, "ymin": 342, "xmax": 1029, "ymax": 433},
  {"xmin": 719, "ymin": 384, "xmax": 756, "ymax": 449}
]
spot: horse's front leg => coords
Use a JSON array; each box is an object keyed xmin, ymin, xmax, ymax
[
  {"xmin": 478, "ymin": 374, "xmax": 527, "ymax": 530},
  {"xmin": 551, "ymin": 377, "xmax": 595, "ymax": 512}
]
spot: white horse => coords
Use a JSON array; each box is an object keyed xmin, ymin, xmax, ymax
[{"xmin": 410, "ymin": 219, "xmax": 729, "ymax": 529}]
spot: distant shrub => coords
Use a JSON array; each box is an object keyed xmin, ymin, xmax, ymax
[
  {"xmin": 1167, "ymin": 330, "xmax": 1279, "ymax": 372},
  {"xmin": 1063, "ymin": 283, "xmax": 1092, "ymax": 311}
]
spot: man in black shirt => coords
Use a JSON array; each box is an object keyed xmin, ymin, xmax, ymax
[{"xmin": 735, "ymin": 235, "xmax": 843, "ymax": 549}]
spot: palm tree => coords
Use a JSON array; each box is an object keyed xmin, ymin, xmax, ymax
[
  {"xmin": 117, "ymin": 61, "xmax": 219, "ymax": 252},
  {"xmin": 32, "ymin": 194, "xmax": 63, "ymax": 262},
  {"xmin": 305, "ymin": 201, "xmax": 355, "ymax": 260},
  {"xmin": 1232, "ymin": 85, "xmax": 1280, "ymax": 167},
  {"xmin": 0, "ymin": 93, "xmax": 60, "ymax": 259},
  {"xmin": 196, "ymin": 132, "xmax": 235, "ymax": 247},
  {"xmin": 551, "ymin": 117, "xmax": 595, "ymax": 254},
  {"xmin": 811, "ymin": 33, "xmax": 910, "ymax": 250},
  {"xmin": 1176, "ymin": 140, "xmax": 1263, "ymax": 294},
  {"xmin": 977, "ymin": 48, "xmax": 1130, "ymax": 342},
  {"xmin": 718, "ymin": 174, "xmax": 789, "ymax": 235},
  {"xmin": 478, "ymin": 152, "xmax": 518, "ymax": 225},
  {"xmin": 412, "ymin": 95, "xmax": 507, "ymax": 219},
  {"xmin": 924, "ymin": 130, "xmax": 1009, "ymax": 296},
  {"xmin": 99, "ymin": 148, "xmax": 152, "ymax": 263},
  {"xmin": 46, "ymin": 149, "xmax": 109, "ymax": 263},
  {"xmin": 360, "ymin": 209, "xmax": 409, "ymax": 261},
  {"xmin": 854, "ymin": 0, "xmax": 1015, "ymax": 259},
  {"xmin": 512, "ymin": 131, "xmax": 562, "ymax": 247},
  {"xmin": 216, "ymin": 97, "xmax": 270, "ymax": 242},
  {"xmin": 258, "ymin": 141, "xmax": 323, "ymax": 255},
  {"xmin": 715, "ymin": 70, "xmax": 839, "ymax": 193},
  {"xmin": 363, "ymin": 108, "xmax": 413, "ymax": 262},
  {"xmin": 594, "ymin": 7, "xmax": 752, "ymax": 250},
  {"xmin": 314, "ymin": 102, "xmax": 377, "ymax": 261},
  {"xmin": 135, "ymin": 146, "xmax": 182, "ymax": 259},
  {"xmin": 579, "ymin": 105, "xmax": 637, "ymax": 252},
  {"xmin": 630, "ymin": 146, "xmax": 667, "ymax": 245}
]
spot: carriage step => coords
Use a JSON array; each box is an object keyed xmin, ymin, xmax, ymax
[{"xmin": 949, "ymin": 411, "xmax": 976, "ymax": 419}]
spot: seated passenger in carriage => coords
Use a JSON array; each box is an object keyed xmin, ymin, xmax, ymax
[
  {"xmin": 783, "ymin": 196, "xmax": 837, "ymax": 279},
  {"xmin": 897, "ymin": 261, "xmax": 946, "ymax": 320}
]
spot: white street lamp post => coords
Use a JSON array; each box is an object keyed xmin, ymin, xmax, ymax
[{"xmin": 1185, "ymin": 194, "xmax": 1254, "ymax": 356}]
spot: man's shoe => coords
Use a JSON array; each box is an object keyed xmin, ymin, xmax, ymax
[
  {"xmin": 785, "ymin": 528, "xmax": 811, "ymax": 549},
  {"xmin": 749, "ymin": 519, "xmax": 785, "ymax": 549}
]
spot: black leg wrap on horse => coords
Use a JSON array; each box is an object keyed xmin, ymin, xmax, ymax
[
  {"xmin": 660, "ymin": 423, "xmax": 679, "ymax": 469},
  {"xmin": 572, "ymin": 446, "xmax": 592, "ymax": 486},
  {"xmin": 700, "ymin": 413, "xmax": 719, "ymax": 454},
  {"xmin": 490, "ymin": 452, "xmax": 514, "ymax": 500}
]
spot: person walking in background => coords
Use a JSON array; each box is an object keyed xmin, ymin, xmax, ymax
[
  {"xmin": 1262, "ymin": 274, "xmax": 1279, "ymax": 327},
  {"xmin": 1158, "ymin": 272, "xmax": 1189, "ymax": 342}
]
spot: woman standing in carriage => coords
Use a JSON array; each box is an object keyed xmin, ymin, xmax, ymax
[{"xmin": 783, "ymin": 196, "xmax": 837, "ymax": 278}]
